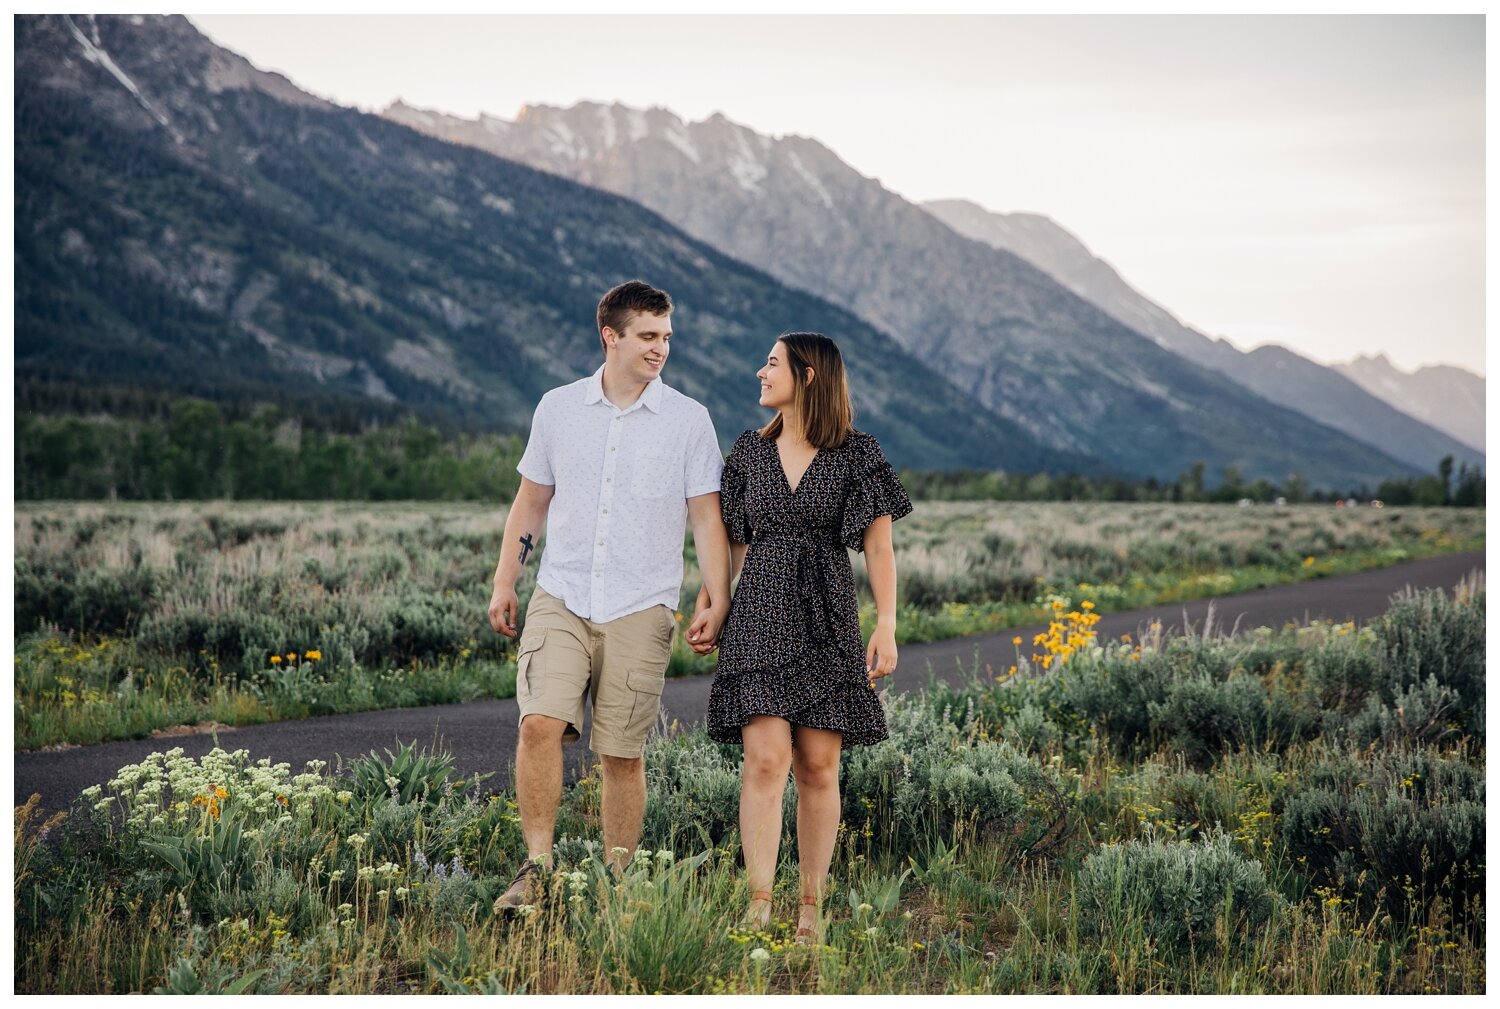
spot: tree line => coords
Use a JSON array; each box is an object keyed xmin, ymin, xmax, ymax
[
  {"xmin": 15, "ymin": 399, "xmax": 1485, "ymax": 506},
  {"xmin": 905, "ymin": 457, "xmax": 1485, "ymax": 507},
  {"xmin": 16, "ymin": 401, "xmax": 523, "ymax": 502}
]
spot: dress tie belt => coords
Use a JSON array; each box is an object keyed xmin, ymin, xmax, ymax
[{"xmin": 751, "ymin": 528, "xmax": 845, "ymax": 656}]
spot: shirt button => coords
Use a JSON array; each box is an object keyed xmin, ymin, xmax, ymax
[
  {"xmin": 597, "ymin": 539, "xmax": 604, "ymax": 546},
  {"xmin": 610, "ymin": 446, "xmax": 616, "ymax": 452}
]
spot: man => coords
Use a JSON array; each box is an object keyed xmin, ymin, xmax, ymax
[{"xmin": 487, "ymin": 279, "xmax": 731, "ymax": 911}]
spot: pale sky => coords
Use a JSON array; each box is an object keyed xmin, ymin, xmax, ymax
[{"xmin": 187, "ymin": 13, "xmax": 1486, "ymax": 378}]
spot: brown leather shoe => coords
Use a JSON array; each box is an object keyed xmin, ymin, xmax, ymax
[{"xmin": 493, "ymin": 858, "xmax": 547, "ymax": 915}]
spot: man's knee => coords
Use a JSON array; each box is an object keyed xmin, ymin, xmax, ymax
[
  {"xmin": 519, "ymin": 713, "xmax": 569, "ymax": 750},
  {"xmin": 600, "ymin": 753, "xmax": 644, "ymax": 778}
]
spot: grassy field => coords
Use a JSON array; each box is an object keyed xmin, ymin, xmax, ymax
[
  {"xmin": 14, "ymin": 581, "xmax": 1484, "ymax": 993},
  {"xmin": 13, "ymin": 500, "xmax": 1484, "ymax": 749}
]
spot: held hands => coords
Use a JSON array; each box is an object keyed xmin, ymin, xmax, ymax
[
  {"xmin": 488, "ymin": 584, "xmax": 520, "ymax": 638},
  {"xmin": 686, "ymin": 605, "xmax": 725, "ymax": 654},
  {"xmin": 866, "ymin": 624, "xmax": 897, "ymax": 688},
  {"xmin": 686, "ymin": 583, "xmax": 724, "ymax": 654}
]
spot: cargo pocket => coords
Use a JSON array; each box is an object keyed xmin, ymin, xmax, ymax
[
  {"xmin": 626, "ymin": 664, "xmax": 666, "ymax": 734},
  {"xmin": 516, "ymin": 632, "xmax": 545, "ymax": 703}
]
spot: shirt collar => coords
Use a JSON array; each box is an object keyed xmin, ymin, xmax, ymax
[{"xmin": 583, "ymin": 363, "xmax": 664, "ymax": 414}]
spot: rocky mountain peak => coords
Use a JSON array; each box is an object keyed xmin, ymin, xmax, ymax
[{"xmin": 375, "ymin": 93, "xmax": 1467, "ymax": 485}]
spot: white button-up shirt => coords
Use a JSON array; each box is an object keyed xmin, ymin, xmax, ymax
[{"xmin": 517, "ymin": 364, "xmax": 724, "ymax": 624}]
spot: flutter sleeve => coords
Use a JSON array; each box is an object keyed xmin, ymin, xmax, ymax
[
  {"xmin": 840, "ymin": 432, "xmax": 914, "ymax": 552},
  {"xmin": 720, "ymin": 430, "xmax": 757, "ymax": 545}
]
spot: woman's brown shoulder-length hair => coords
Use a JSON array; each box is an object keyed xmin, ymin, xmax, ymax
[{"xmin": 759, "ymin": 332, "xmax": 854, "ymax": 449}]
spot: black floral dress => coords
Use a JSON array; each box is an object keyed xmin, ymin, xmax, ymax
[{"xmin": 708, "ymin": 428, "xmax": 913, "ymax": 748}]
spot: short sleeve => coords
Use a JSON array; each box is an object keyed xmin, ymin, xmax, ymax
[
  {"xmin": 516, "ymin": 397, "xmax": 554, "ymax": 485},
  {"xmin": 840, "ymin": 432, "xmax": 913, "ymax": 552},
  {"xmin": 684, "ymin": 407, "xmax": 724, "ymax": 499},
  {"xmin": 720, "ymin": 430, "xmax": 757, "ymax": 545}
]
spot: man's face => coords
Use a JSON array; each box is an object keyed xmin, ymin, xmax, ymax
[{"xmin": 604, "ymin": 311, "xmax": 671, "ymax": 384}]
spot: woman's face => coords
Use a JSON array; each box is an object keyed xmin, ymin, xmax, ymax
[{"xmin": 757, "ymin": 341, "xmax": 800, "ymax": 411}]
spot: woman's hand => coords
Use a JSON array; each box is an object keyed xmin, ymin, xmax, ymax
[
  {"xmin": 866, "ymin": 623, "xmax": 897, "ymax": 686},
  {"xmin": 687, "ymin": 604, "xmax": 725, "ymax": 654}
]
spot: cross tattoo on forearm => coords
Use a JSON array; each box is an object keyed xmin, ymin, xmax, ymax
[{"xmin": 518, "ymin": 533, "xmax": 535, "ymax": 566}]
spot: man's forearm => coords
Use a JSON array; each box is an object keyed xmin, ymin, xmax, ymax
[
  {"xmin": 495, "ymin": 499, "xmax": 546, "ymax": 587},
  {"xmin": 690, "ymin": 515, "xmax": 732, "ymax": 609}
]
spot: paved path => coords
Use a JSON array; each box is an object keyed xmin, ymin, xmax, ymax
[{"xmin": 13, "ymin": 551, "xmax": 1484, "ymax": 817}]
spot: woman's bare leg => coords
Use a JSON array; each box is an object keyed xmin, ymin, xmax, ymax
[
  {"xmin": 791, "ymin": 725, "xmax": 843, "ymax": 937},
  {"xmin": 740, "ymin": 715, "xmax": 794, "ymax": 926}
]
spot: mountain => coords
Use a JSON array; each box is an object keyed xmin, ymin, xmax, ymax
[
  {"xmin": 14, "ymin": 14, "xmax": 1087, "ymax": 476},
  {"xmin": 382, "ymin": 98, "xmax": 1425, "ymax": 489},
  {"xmin": 924, "ymin": 199, "xmax": 1484, "ymax": 474},
  {"xmin": 1334, "ymin": 354, "xmax": 1485, "ymax": 455}
]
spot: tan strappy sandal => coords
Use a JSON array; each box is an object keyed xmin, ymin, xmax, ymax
[
  {"xmin": 794, "ymin": 893, "xmax": 820, "ymax": 945},
  {"xmin": 742, "ymin": 889, "xmax": 773, "ymax": 929}
]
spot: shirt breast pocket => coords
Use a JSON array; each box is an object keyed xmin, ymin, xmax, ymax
[{"xmin": 633, "ymin": 451, "xmax": 680, "ymax": 502}]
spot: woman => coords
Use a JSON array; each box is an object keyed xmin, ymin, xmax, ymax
[{"xmin": 698, "ymin": 332, "xmax": 911, "ymax": 944}]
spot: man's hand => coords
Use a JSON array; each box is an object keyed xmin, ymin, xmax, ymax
[
  {"xmin": 686, "ymin": 604, "xmax": 725, "ymax": 655},
  {"xmin": 489, "ymin": 583, "xmax": 520, "ymax": 638}
]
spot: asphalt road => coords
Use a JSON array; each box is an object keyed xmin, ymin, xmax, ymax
[{"xmin": 13, "ymin": 550, "xmax": 1484, "ymax": 817}]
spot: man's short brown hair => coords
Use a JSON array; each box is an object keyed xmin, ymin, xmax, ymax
[{"xmin": 597, "ymin": 280, "xmax": 672, "ymax": 353}]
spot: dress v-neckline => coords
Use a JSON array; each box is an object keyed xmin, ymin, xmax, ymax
[{"xmin": 774, "ymin": 437, "xmax": 821, "ymax": 496}]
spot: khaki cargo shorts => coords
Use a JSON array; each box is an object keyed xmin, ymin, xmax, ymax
[{"xmin": 515, "ymin": 586, "xmax": 675, "ymax": 758}]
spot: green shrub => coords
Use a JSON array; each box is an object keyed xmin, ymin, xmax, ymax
[
  {"xmin": 640, "ymin": 733, "xmax": 771, "ymax": 849},
  {"xmin": 842, "ymin": 695, "xmax": 1069, "ymax": 860},
  {"xmin": 1001, "ymin": 702, "xmax": 1058, "ymax": 754},
  {"xmin": 1275, "ymin": 745, "xmax": 1484, "ymax": 917},
  {"xmin": 1147, "ymin": 673, "xmax": 1315, "ymax": 766},
  {"xmin": 1040, "ymin": 649, "xmax": 1176, "ymax": 752},
  {"xmin": 1304, "ymin": 633, "xmax": 1383, "ymax": 711},
  {"xmin": 1372, "ymin": 587, "xmax": 1485, "ymax": 736},
  {"xmin": 1074, "ymin": 832, "xmax": 1279, "ymax": 957},
  {"xmin": 1334, "ymin": 676, "xmax": 1467, "ymax": 748},
  {"xmin": 14, "ymin": 559, "xmax": 159, "ymax": 635}
]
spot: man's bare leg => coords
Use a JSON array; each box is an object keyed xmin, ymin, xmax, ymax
[
  {"xmin": 516, "ymin": 714, "xmax": 569, "ymax": 865},
  {"xmin": 601, "ymin": 753, "xmax": 645, "ymax": 876}
]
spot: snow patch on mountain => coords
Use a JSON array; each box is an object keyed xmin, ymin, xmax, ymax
[
  {"xmin": 662, "ymin": 120, "xmax": 700, "ymax": 163},
  {"xmin": 728, "ymin": 127, "xmax": 767, "ymax": 192},
  {"xmin": 597, "ymin": 104, "xmax": 617, "ymax": 148},
  {"xmin": 786, "ymin": 149, "xmax": 834, "ymax": 209},
  {"xmin": 64, "ymin": 13, "xmax": 178, "ymax": 138},
  {"xmin": 625, "ymin": 106, "xmax": 649, "ymax": 142}
]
